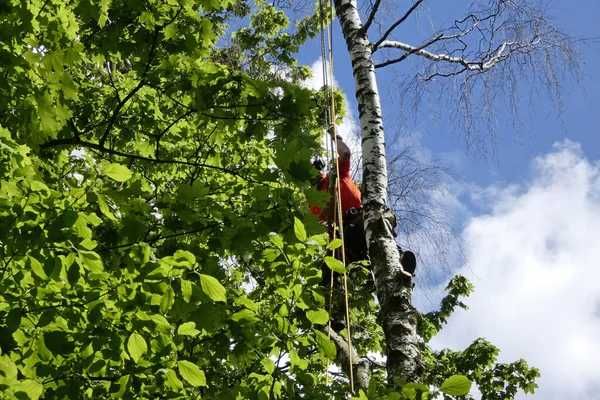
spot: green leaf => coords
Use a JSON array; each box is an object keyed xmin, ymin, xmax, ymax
[
  {"xmin": 28, "ymin": 256, "xmax": 47, "ymax": 280},
  {"xmin": 0, "ymin": 355, "xmax": 17, "ymax": 383},
  {"xmin": 261, "ymin": 358, "xmax": 275, "ymax": 374},
  {"xmin": 98, "ymin": 0, "xmax": 111, "ymax": 28},
  {"xmin": 293, "ymin": 217, "xmax": 307, "ymax": 241},
  {"xmin": 181, "ymin": 279, "xmax": 193, "ymax": 303},
  {"xmin": 440, "ymin": 374, "xmax": 472, "ymax": 396},
  {"xmin": 402, "ymin": 383, "xmax": 430, "ymax": 400},
  {"xmin": 269, "ymin": 232, "xmax": 284, "ymax": 248},
  {"xmin": 164, "ymin": 24, "xmax": 178, "ymax": 40},
  {"xmin": 113, "ymin": 374, "xmax": 130, "ymax": 398},
  {"xmin": 200, "ymin": 274, "xmax": 226, "ymax": 302},
  {"xmin": 353, "ymin": 390, "xmax": 369, "ymax": 400},
  {"xmin": 290, "ymin": 350, "xmax": 308, "ymax": 370},
  {"xmin": 314, "ymin": 331, "xmax": 336, "ymax": 360},
  {"xmin": 306, "ymin": 309, "xmax": 329, "ymax": 325},
  {"xmin": 231, "ymin": 309, "xmax": 258, "ymax": 323},
  {"xmin": 80, "ymin": 238, "xmax": 97, "ymax": 250},
  {"xmin": 79, "ymin": 250, "xmax": 103, "ymax": 273},
  {"xmin": 127, "ymin": 332, "xmax": 148, "ymax": 364},
  {"xmin": 102, "ymin": 162, "xmax": 133, "ymax": 182},
  {"xmin": 327, "ymin": 238, "xmax": 343, "ymax": 250},
  {"xmin": 324, "ymin": 256, "xmax": 345, "ymax": 274},
  {"xmin": 177, "ymin": 322, "xmax": 200, "ymax": 337},
  {"xmin": 29, "ymin": 180, "xmax": 49, "ymax": 192},
  {"xmin": 160, "ymin": 286, "xmax": 175, "ymax": 313},
  {"xmin": 173, "ymin": 250, "xmax": 196, "ymax": 266},
  {"xmin": 177, "ymin": 361, "xmax": 207, "ymax": 387},
  {"xmin": 165, "ymin": 368, "xmax": 183, "ymax": 390},
  {"xmin": 97, "ymin": 194, "xmax": 118, "ymax": 222},
  {"xmin": 13, "ymin": 379, "xmax": 44, "ymax": 400},
  {"xmin": 309, "ymin": 233, "xmax": 329, "ymax": 246},
  {"xmin": 149, "ymin": 314, "xmax": 171, "ymax": 332}
]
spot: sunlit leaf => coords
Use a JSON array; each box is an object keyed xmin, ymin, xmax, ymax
[
  {"xmin": 127, "ymin": 332, "xmax": 148, "ymax": 364},
  {"xmin": 306, "ymin": 309, "xmax": 329, "ymax": 325},
  {"xmin": 440, "ymin": 375, "xmax": 472, "ymax": 396},
  {"xmin": 314, "ymin": 331, "xmax": 336, "ymax": 360},
  {"xmin": 177, "ymin": 361, "xmax": 207, "ymax": 387},
  {"xmin": 200, "ymin": 274, "xmax": 226, "ymax": 302},
  {"xmin": 102, "ymin": 162, "xmax": 133, "ymax": 182},
  {"xmin": 293, "ymin": 217, "xmax": 307, "ymax": 241},
  {"xmin": 324, "ymin": 256, "xmax": 345, "ymax": 273}
]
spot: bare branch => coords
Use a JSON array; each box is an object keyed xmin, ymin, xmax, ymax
[
  {"xmin": 385, "ymin": 140, "xmax": 459, "ymax": 274},
  {"xmin": 360, "ymin": 0, "xmax": 381, "ymax": 34},
  {"xmin": 384, "ymin": 0, "xmax": 578, "ymax": 149},
  {"xmin": 377, "ymin": 38, "xmax": 516, "ymax": 72},
  {"xmin": 374, "ymin": 34, "xmax": 444, "ymax": 69},
  {"xmin": 372, "ymin": 0, "xmax": 424, "ymax": 51}
]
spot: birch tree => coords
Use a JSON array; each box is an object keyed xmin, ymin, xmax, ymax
[{"xmin": 331, "ymin": 0, "xmax": 575, "ymax": 387}]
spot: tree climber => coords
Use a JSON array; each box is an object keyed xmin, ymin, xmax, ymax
[
  {"xmin": 310, "ymin": 135, "xmax": 366, "ymax": 264},
  {"xmin": 310, "ymin": 135, "xmax": 417, "ymax": 276}
]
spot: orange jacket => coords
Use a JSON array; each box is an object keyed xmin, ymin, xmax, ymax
[{"xmin": 310, "ymin": 155, "xmax": 361, "ymax": 220}]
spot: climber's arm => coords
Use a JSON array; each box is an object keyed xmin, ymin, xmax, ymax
[{"xmin": 336, "ymin": 135, "xmax": 351, "ymax": 177}]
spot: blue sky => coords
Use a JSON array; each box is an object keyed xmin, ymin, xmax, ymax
[
  {"xmin": 298, "ymin": 0, "xmax": 600, "ymax": 188},
  {"xmin": 295, "ymin": 1, "xmax": 600, "ymax": 399}
]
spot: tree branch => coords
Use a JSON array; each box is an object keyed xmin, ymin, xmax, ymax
[
  {"xmin": 101, "ymin": 224, "xmax": 221, "ymax": 251},
  {"xmin": 40, "ymin": 136, "xmax": 260, "ymax": 183},
  {"xmin": 372, "ymin": 0, "xmax": 424, "ymax": 51},
  {"xmin": 360, "ymin": 0, "xmax": 381, "ymax": 34},
  {"xmin": 374, "ymin": 33, "xmax": 443, "ymax": 69},
  {"xmin": 376, "ymin": 38, "xmax": 515, "ymax": 72}
]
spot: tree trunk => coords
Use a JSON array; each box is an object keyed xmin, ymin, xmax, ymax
[{"xmin": 333, "ymin": 0, "xmax": 422, "ymax": 385}]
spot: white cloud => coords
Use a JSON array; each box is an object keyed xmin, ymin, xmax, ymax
[{"xmin": 430, "ymin": 140, "xmax": 600, "ymax": 399}]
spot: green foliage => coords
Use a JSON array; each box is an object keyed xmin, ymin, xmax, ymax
[
  {"xmin": 200, "ymin": 274, "xmax": 228, "ymax": 303},
  {"xmin": 127, "ymin": 332, "xmax": 148, "ymax": 364},
  {"xmin": 0, "ymin": 0, "xmax": 331, "ymax": 397}
]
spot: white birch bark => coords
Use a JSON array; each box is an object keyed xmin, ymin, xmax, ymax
[{"xmin": 333, "ymin": 0, "xmax": 422, "ymax": 385}]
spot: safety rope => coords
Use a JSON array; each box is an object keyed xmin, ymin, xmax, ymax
[{"xmin": 317, "ymin": 0, "xmax": 355, "ymax": 393}]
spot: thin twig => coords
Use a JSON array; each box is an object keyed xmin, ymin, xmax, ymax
[
  {"xmin": 372, "ymin": 0, "xmax": 424, "ymax": 51},
  {"xmin": 360, "ymin": 0, "xmax": 381, "ymax": 34}
]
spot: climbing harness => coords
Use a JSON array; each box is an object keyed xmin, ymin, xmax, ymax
[{"xmin": 317, "ymin": 0, "xmax": 355, "ymax": 393}]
